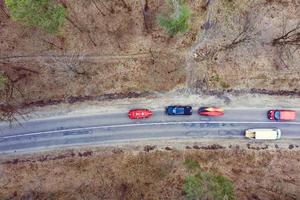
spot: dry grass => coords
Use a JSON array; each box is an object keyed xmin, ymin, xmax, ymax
[
  {"xmin": 0, "ymin": 146, "xmax": 299, "ymax": 200},
  {"xmin": 0, "ymin": 0, "xmax": 203, "ymax": 108},
  {"xmin": 0, "ymin": 0, "xmax": 299, "ymax": 116},
  {"xmin": 1, "ymin": 0, "xmax": 299, "ymax": 114},
  {"xmin": 191, "ymin": 0, "xmax": 300, "ymax": 91}
]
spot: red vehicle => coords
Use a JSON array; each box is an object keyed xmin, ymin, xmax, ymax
[
  {"xmin": 268, "ymin": 110, "xmax": 296, "ymax": 121},
  {"xmin": 128, "ymin": 109, "xmax": 152, "ymax": 119},
  {"xmin": 198, "ymin": 107, "xmax": 224, "ymax": 116}
]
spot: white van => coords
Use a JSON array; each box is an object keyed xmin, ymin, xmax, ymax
[{"xmin": 245, "ymin": 128, "xmax": 281, "ymax": 140}]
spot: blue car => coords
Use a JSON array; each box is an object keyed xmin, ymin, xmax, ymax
[{"xmin": 166, "ymin": 105, "xmax": 192, "ymax": 115}]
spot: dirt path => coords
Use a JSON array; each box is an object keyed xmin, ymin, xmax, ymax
[
  {"xmin": 186, "ymin": 0, "xmax": 215, "ymax": 90},
  {"xmin": 0, "ymin": 52, "xmax": 152, "ymax": 62},
  {"xmin": 0, "ymin": 49, "xmax": 187, "ymax": 64}
]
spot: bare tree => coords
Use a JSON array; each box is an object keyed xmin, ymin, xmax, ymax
[
  {"xmin": 272, "ymin": 23, "xmax": 300, "ymax": 47},
  {"xmin": 0, "ymin": 71, "xmax": 25, "ymax": 123},
  {"xmin": 272, "ymin": 22, "xmax": 300, "ymax": 69},
  {"xmin": 0, "ymin": 104, "xmax": 20, "ymax": 124},
  {"xmin": 41, "ymin": 52, "xmax": 89, "ymax": 79},
  {"xmin": 194, "ymin": 12, "xmax": 259, "ymax": 62},
  {"xmin": 222, "ymin": 14, "xmax": 257, "ymax": 50},
  {"xmin": 65, "ymin": 16, "xmax": 97, "ymax": 47}
]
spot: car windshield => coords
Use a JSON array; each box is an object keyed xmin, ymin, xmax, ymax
[
  {"xmin": 199, "ymin": 107, "xmax": 206, "ymax": 112},
  {"xmin": 274, "ymin": 111, "xmax": 280, "ymax": 120}
]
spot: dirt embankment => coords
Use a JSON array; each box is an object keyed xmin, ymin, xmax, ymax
[
  {"xmin": 0, "ymin": 142, "xmax": 299, "ymax": 200},
  {"xmin": 1, "ymin": 0, "xmax": 299, "ymax": 113}
]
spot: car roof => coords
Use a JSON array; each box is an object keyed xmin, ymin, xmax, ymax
[
  {"xmin": 175, "ymin": 107, "xmax": 185, "ymax": 113},
  {"xmin": 277, "ymin": 110, "xmax": 296, "ymax": 119}
]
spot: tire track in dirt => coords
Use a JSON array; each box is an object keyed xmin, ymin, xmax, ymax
[
  {"xmin": 0, "ymin": 52, "xmax": 152, "ymax": 62},
  {"xmin": 0, "ymin": 51, "xmax": 186, "ymax": 63}
]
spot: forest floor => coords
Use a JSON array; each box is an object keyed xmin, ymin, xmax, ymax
[{"xmin": 0, "ymin": 0, "xmax": 299, "ymax": 112}]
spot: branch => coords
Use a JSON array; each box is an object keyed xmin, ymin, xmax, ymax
[
  {"xmin": 40, "ymin": 38, "xmax": 64, "ymax": 50},
  {"xmin": 91, "ymin": 0, "xmax": 106, "ymax": 16},
  {"xmin": 66, "ymin": 17, "xmax": 97, "ymax": 46},
  {"xmin": 221, "ymin": 14, "xmax": 253, "ymax": 50},
  {"xmin": 272, "ymin": 24, "xmax": 300, "ymax": 46},
  {"xmin": 120, "ymin": 0, "xmax": 131, "ymax": 12},
  {"xmin": 0, "ymin": 0, "xmax": 9, "ymax": 18},
  {"xmin": 140, "ymin": 0, "xmax": 150, "ymax": 31}
]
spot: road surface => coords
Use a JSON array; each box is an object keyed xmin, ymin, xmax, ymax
[{"xmin": 0, "ymin": 109, "xmax": 299, "ymax": 153}]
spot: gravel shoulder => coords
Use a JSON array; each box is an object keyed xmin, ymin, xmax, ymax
[{"xmin": 9, "ymin": 92, "xmax": 300, "ymax": 122}]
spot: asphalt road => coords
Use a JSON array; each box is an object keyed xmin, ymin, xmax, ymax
[{"xmin": 0, "ymin": 109, "xmax": 299, "ymax": 153}]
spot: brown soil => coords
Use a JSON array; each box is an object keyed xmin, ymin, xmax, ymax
[
  {"xmin": 0, "ymin": 143, "xmax": 299, "ymax": 200},
  {"xmin": 190, "ymin": 0, "xmax": 300, "ymax": 91},
  {"xmin": 0, "ymin": 0, "xmax": 204, "ymax": 107},
  {"xmin": 1, "ymin": 0, "xmax": 299, "ymax": 111}
]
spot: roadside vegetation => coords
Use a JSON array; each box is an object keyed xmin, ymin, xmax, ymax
[
  {"xmin": 183, "ymin": 158, "xmax": 200, "ymax": 171},
  {"xmin": 4, "ymin": 0, "xmax": 65, "ymax": 33},
  {"xmin": 183, "ymin": 158, "xmax": 235, "ymax": 200},
  {"xmin": 0, "ymin": 71, "xmax": 7, "ymax": 91},
  {"xmin": 158, "ymin": 0, "xmax": 191, "ymax": 36},
  {"xmin": 0, "ymin": 146, "xmax": 299, "ymax": 199},
  {"xmin": 0, "ymin": 71, "xmax": 20, "ymax": 122},
  {"xmin": 184, "ymin": 172, "xmax": 235, "ymax": 200}
]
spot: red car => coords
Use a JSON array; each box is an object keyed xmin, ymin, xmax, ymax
[
  {"xmin": 128, "ymin": 109, "xmax": 153, "ymax": 119},
  {"xmin": 268, "ymin": 110, "xmax": 296, "ymax": 121},
  {"xmin": 198, "ymin": 107, "xmax": 224, "ymax": 116}
]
